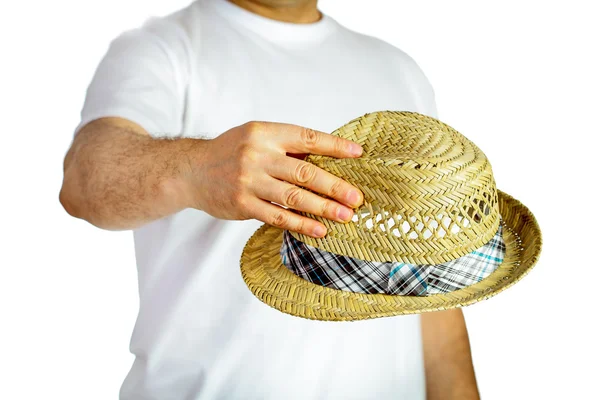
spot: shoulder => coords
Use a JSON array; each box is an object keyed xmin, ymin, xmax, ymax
[
  {"xmin": 118, "ymin": 6, "xmax": 196, "ymax": 63},
  {"xmin": 332, "ymin": 21, "xmax": 437, "ymax": 116},
  {"xmin": 339, "ymin": 25, "xmax": 431, "ymax": 82},
  {"xmin": 101, "ymin": 4, "xmax": 204, "ymax": 87}
]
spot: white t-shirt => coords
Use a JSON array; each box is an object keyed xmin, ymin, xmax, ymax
[{"xmin": 77, "ymin": 1, "xmax": 438, "ymax": 399}]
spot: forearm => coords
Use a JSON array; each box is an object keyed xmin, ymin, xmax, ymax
[
  {"xmin": 60, "ymin": 118, "xmax": 205, "ymax": 230},
  {"xmin": 421, "ymin": 309, "xmax": 480, "ymax": 400}
]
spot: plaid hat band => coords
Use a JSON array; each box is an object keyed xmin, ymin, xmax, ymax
[{"xmin": 280, "ymin": 221, "xmax": 506, "ymax": 296}]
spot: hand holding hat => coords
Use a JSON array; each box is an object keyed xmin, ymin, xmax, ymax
[
  {"xmin": 193, "ymin": 121, "xmax": 365, "ymax": 237},
  {"xmin": 241, "ymin": 111, "xmax": 542, "ymax": 321}
]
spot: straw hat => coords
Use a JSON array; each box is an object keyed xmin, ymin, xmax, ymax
[{"xmin": 240, "ymin": 111, "xmax": 542, "ymax": 321}]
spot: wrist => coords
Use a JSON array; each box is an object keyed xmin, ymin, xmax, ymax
[{"xmin": 168, "ymin": 137, "xmax": 211, "ymax": 211}]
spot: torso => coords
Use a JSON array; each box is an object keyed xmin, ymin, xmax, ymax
[{"xmin": 122, "ymin": 1, "xmax": 437, "ymax": 398}]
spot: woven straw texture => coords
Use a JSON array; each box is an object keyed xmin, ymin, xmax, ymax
[
  {"xmin": 240, "ymin": 190, "xmax": 542, "ymax": 321},
  {"xmin": 291, "ymin": 111, "xmax": 501, "ymax": 264}
]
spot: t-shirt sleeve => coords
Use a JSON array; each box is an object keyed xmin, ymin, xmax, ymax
[{"xmin": 74, "ymin": 17, "xmax": 190, "ymax": 138}]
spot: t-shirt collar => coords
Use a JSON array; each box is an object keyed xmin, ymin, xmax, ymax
[{"xmin": 207, "ymin": 0, "xmax": 337, "ymax": 45}]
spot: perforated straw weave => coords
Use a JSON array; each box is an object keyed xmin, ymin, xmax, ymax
[{"xmin": 240, "ymin": 111, "xmax": 542, "ymax": 321}]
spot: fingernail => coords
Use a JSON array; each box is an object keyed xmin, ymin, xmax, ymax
[
  {"xmin": 312, "ymin": 225, "xmax": 327, "ymax": 237},
  {"xmin": 347, "ymin": 143, "xmax": 362, "ymax": 157},
  {"xmin": 337, "ymin": 206, "xmax": 353, "ymax": 222},
  {"xmin": 346, "ymin": 190, "xmax": 362, "ymax": 207}
]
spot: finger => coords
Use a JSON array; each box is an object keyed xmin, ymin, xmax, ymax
[
  {"xmin": 262, "ymin": 122, "xmax": 363, "ymax": 159},
  {"xmin": 250, "ymin": 198, "xmax": 327, "ymax": 238},
  {"xmin": 255, "ymin": 176, "xmax": 355, "ymax": 223},
  {"xmin": 265, "ymin": 155, "xmax": 364, "ymax": 208}
]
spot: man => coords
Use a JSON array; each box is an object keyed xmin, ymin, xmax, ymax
[{"xmin": 60, "ymin": 0, "xmax": 480, "ymax": 398}]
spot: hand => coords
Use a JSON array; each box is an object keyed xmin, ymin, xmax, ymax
[{"xmin": 188, "ymin": 121, "xmax": 364, "ymax": 238}]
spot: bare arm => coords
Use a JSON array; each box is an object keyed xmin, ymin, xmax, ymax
[
  {"xmin": 421, "ymin": 309, "xmax": 480, "ymax": 400},
  {"xmin": 59, "ymin": 117, "xmax": 364, "ymax": 234},
  {"xmin": 60, "ymin": 117, "xmax": 199, "ymax": 230}
]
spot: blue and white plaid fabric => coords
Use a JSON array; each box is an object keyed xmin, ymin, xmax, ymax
[{"xmin": 280, "ymin": 222, "xmax": 506, "ymax": 296}]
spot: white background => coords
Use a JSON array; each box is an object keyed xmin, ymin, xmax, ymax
[{"xmin": 1, "ymin": 0, "xmax": 598, "ymax": 399}]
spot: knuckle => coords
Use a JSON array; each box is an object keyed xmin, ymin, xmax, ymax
[
  {"xmin": 237, "ymin": 171, "xmax": 253, "ymax": 185},
  {"xmin": 283, "ymin": 186, "xmax": 304, "ymax": 208},
  {"xmin": 231, "ymin": 191, "xmax": 246, "ymax": 208},
  {"xmin": 328, "ymin": 179, "xmax": 344, "ymax": 199},
  {"xmin": 295, "ymin": 218, "xmax": 305, "ymax": 234},
  {"xmin": 294, "ymin": 162, "xmax": 316, "ymax": 184},
  {"xmin": 239, "ymin": 147, "xmax": 259, "ymax": 166},
  {"xmin": 244, "ymin": 120, "xmax": 263, "ymax": 134},
  {"xmin": 333, "ymin": 137, "xmax": 346, "ymax": 154},
  {"xmin": 242, "ymin": 121, "xmax": 264, "ymax": 142},
  {"xmin": 300, "ymin": 127, "xmax": 320, "ymax": 148},
  {"xmin": 270, "ymin": 211, "xmax": 289, "ymax": 228},
  {"xmin": 237, "ymin": 201, "xmax": 252, "ymax": 219},
  {"xmin": 319, "ymin": 200, "xmax": 330, "ymax": 217}
]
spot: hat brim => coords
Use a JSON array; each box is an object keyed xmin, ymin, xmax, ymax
[{"xmin": 240, "ymin": 190, "xmax": 542, "ymax": 321}]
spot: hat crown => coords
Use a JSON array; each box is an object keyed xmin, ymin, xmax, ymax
[{"xmin": 291, "ymin": 111, "xmax": 501, "ymax": 264}]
